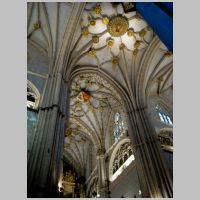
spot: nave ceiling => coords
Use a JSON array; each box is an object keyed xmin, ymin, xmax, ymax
[{"xmin": 27, "ymin": 2, "xmax": 173, "ymax": 180}]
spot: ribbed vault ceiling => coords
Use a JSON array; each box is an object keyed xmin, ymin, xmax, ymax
[{"xmin": 27, "ymin": 2, "xmax": 173, "ymax": 178}]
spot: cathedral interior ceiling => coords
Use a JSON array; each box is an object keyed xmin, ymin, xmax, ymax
[{"xmin": 27, "ymin": 2, "xmax": 173, "ymax": 173}]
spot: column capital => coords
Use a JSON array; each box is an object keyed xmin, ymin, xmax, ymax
[{"xmin": 96, "ymin": 148, "xmax": 106, "ymax": 156}]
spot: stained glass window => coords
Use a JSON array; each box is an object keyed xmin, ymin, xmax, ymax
[
  {"xmin": 156, "ymin": 105, "xmax": 173, "ymax": 125},
  {"xmin": 113, "ymin": 112, "xmax": 125, "ymax": 141}
]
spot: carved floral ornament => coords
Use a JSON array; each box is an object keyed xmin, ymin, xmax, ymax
[
  {"xmin": 80, "ymin": 2, "xmax": 153, "ymax": 61},
  {"xmin": 69, "ymin": 73, "xmax": 123, "ymax": 117},
  {"xmin": 63, "ymin": 121, "xmax": 88, "ymax": 150}
]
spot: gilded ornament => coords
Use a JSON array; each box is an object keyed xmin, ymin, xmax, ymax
[
  {"xmin": 139, "ymin": 29, "xmax": 146, "ymax": 38},
  {"xmin": 33, "ymin": 21, "xmax": 40, "ymax": 29},
  {"xmin": 82, "ymin": 27, "xmax": 89, "ymax": 36},
  {"xmin": 88, "ymin": 104, "xmax": 94, "ymax": 111},
  {"xmin": 88, "ymin": 48, "xmax": 96, "ymax": 57},
  {"xmin": 112, "ymin": 57, "xmax": 119, "ymax": 65},
  {"xmin": 76, "ymin": 102, "xmax": 82, "ymax": 108},
  {"xmin": 92, "ymin": 36, "xmax": 99, "ymax": 44},
  {"xmin": 107, "ymin": 38, "xmax": 114, "ymax": 48},
  {"xmin": 119, "ymin": 43, "xmax": 125, "ymax": 50},
  {"xmin": 127, "ymin": 28, "xmax": 134, "ymax": 37},
  {"xmin": 94, "ymin": 4, "xmax": 102, "ymax": 14},
  {"xmin": 132, "ymin": 49, "xmax": 138, "ymax": 56},
  {"xmin": 65, "ymin": 171, "xmax": 75, "ymax": 183},
  {"xmin": 98, "ymin": 106, "xmax": 104, "ymax": 112},
  {"xmin": 102, "ymin": 16, "xmax": 109, "ymax": 25},
  {"xmin": 107, "ymin": 15, "xmax": 129, "ymax": 37},
  {"xmin": 134, "ymin": 40, "xmax": 141, "ymax": 48},
  {"xmin": 89, "ymin": 19, "xmax": 96, "ymax": 26}
]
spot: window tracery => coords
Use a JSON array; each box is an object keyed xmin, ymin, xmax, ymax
[
  {"xmin": 156, "ymin": 104, "xmax": 173, "ymax": 125},
  {"xmin": 112, "ymin": 142, "xmax": 134, "ymax": 175}
]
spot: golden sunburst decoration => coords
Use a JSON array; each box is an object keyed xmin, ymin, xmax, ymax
[{"xmin": 107, "ymin": 15, "xmax": 129, "ymax": 37}]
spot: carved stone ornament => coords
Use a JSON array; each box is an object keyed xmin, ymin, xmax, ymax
[
  {"xmin": 107, "ymin": 15, "xmax": 129, "ymax": 37},
  {"xmin": 96, "ymin": 148, "xmax": 106, "ymax": 156}
]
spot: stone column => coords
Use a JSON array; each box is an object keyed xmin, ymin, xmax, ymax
[
  {"xmin": 96, "ymin": 148, "xmax": 108, "ymax": 198},
  {"xmin": 126, "ymin": 105, "xmax": 173, "ymax": 198},
  {"xmin": 27, "ymin": 3, "xmax": 86, "ymax": 197},
  {"xmin": 27, "ymin": 73, "xmax": 68, "ymax": 197}
]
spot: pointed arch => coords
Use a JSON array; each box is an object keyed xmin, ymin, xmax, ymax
[{"xmin": 27, "ymin": 80, "xmax": 41, "ymax": 109}]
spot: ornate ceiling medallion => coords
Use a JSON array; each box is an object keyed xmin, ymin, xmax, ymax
[{"xmin": 107, "ymin": 15, "xmax": 129, "ymax": 37}]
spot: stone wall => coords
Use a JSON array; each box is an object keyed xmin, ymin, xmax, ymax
[{"xmin": 109, "ymin": 162, "xmax": 141, "ymax": 198}]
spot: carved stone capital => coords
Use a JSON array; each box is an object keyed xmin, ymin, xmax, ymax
[{"xmin": 96, "ymin": 148, "xmax": 106, "ymax": 156}]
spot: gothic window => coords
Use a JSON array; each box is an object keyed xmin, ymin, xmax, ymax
[
  {"xmin": 27, "ymin": 82, "xmax": 40, "ymax": 110},
  {"xmin": 156, "ymin": 104, "xmax": 173, "ymax": 125},
  {"xmin": 113, "ymin": 112, "xmax": 125, "ymax": 141},
  {"xmin": 111, "ymin": 142, "xmax": 135, "ymax": 181}
]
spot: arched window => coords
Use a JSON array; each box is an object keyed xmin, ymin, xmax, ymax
[
  {"xmin": 156, "ymin": 104, "xmax": 173, "ymax": 125},
  {"xmin": 113, "ymin": 112, "xmax": 125, "ymax": 142},
  {"xmin": 110, "ymin": 142, "xmax": 135, "ymax": 182},
  {"xmin": 27, "ymin": 81, "xmax": 40, "ymax": 110}
]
